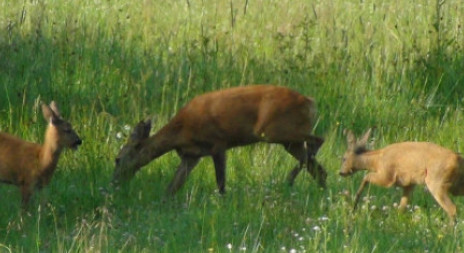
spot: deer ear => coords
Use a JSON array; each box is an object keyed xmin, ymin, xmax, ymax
[
  {"xmin": 344, "ymin": 129, "xmax": 356, "ymax": 150},
  {"xmin": 129, "ymin": 120, "xmax": 152, "ymax": 142},
  {"xmin": 41, "ymin": 102, "xmax": 59, "ymax": 124},
  {"xmin": 49, "ymin": 101, "xmax": 61, "ymax": 117},
  {"xmin": 141, "ymin": 119, "xmax": 152, "ymax": 138},
  {"xmin": 357, "ymin": 128, "xmax": 372, "ymax": 147}
]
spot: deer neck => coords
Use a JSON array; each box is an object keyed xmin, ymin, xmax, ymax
[
  {"xmin": 354, "ymin": 150, "xmax": 382, "ymax": 173},
  {"xmin": 39, "ymin": 124, "xmax": 63, "ymax": 174},
  {"xmin": 138, "ymin": 121, "xmax": 181, "ymax": 166}
]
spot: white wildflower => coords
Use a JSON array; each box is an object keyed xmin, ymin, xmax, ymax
[{"xmin": 318, "ymin": 215, "xmax": 329, "ymax": 221}]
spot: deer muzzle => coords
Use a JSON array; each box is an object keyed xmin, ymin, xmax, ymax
[{"xmin": 71, "ymin": 138, "xmax": 83, "ymax": 150}]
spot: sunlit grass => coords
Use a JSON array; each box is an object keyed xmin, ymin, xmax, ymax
[{"xmin": 1, "ymin": 0, "xmax": 464, "ymax": 252}]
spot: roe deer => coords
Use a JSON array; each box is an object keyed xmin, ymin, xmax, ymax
[
  {"xmin": 340, "ymin": 128, "xmax": 464, "ymax": 222},
  {"xmin": 0, "ymin": 101, "xmax": 82, "ymax": 206},
  {"xmin": 113, "ymin": 85, "xmax": 326, "ymax": 195}
]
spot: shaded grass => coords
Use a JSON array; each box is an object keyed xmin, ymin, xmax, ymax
[{"xmin": 1, "ymin": 0, "xmax": 464, "ymax": 252}]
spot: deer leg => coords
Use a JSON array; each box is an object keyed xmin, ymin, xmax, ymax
[
  {"xmin": 20, "ymin": 184, "xmax": 33, "ymax": 208},
  {"xmin": 398, "ymin": 185, "xmax": 415, "ymax": 211},
  {"xmin": 287, "ymin": 164, "xmax": 303, "ymax": 186},
  {"xmin": 212, "ymin": 151, "xmax": 226, "ymax": 194},
  {"xmin": 305, "ymin": 150, "xmax": 327, "ymax": 188},
  {"xmin": 167, "ymin": 156, "xmax": 200, "ymax": 196},
  {"xmin": 284, "ymin": 141, "xmax": 326, "ymax": 188},
  {"xmin": 304, "ymin": 136, "xmax": 326, "ymax": 188},
  {"xmin": 354, "ymin": 172, "xmax": 395, "ymax": 211},
  {"xmin": 284, "ymin": 142, "xmax": 305, "ymax": 186}
]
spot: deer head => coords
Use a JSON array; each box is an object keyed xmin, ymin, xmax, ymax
[
  {"xmin": 113, "ymin": 119, "xmax": 152, "ymax": 184},
  {"xmin": 42, "ymin": 101, "xmax": 82, "ymax": 150}
]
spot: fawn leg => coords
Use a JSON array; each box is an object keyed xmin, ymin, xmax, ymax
[
  {"xmin": 353, "ymin": 172, "xmax": 395, "ymax": 211},
  {"xmin": 428, "ymin": 183, "xmax": 457, "ymax": 224},
  {"xmin": 398, "ymin": 185, "xmax": 415, "ymax": 211}
]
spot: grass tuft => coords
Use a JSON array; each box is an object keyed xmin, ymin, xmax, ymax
[{"xmin": 1, "ymin": 0, "xmax": 464, "ymax": 251}]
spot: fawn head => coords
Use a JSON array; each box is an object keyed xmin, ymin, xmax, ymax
[
  {"xmin": 113, "ymin": 119, "xmax": 152, "ymax": 184},
  {"xmin": 42, "ymin": 101, "xmax": 82, "ymax": 150},
  {"xmin": 339, "ymin": 128, "xmax": 371, "ymax": 177}
]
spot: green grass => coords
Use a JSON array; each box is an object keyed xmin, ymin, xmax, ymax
[{"xmin": 1, "ymin": 0, "xmax": 464, "ymax": 251}]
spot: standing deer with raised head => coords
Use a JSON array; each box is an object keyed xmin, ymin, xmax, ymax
[
  {"xmin": 340, "ymin": 128, "xmax": 464, "ymax": 222},
  {"xmin": 0, "ymin": 101, "xmax": 82, "ymax": 206},
  {"xmin": 113, "ymin": 85, "xmax": 326, "ymax": 195}
]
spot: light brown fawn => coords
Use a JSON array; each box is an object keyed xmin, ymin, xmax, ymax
[
  {"xmin": 113, "ymin": 85, "xmax": 326, "ymax": 195},
  {"xmin": 340, "ymin": 128, "xmax": 464, "ymax": 222},
  {"xmin": 0, "ymin": 101, "xmax": 82, "ymax": 206}
]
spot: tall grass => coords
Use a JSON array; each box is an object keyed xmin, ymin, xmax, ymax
[{"xmin": 1, "ymin": 0, "xmax": 464, "ymax": 251}]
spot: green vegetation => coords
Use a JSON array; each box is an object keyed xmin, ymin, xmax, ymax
[{"xmin": 1, "ymin": 0, "xmax": 464, "ymax": 251}]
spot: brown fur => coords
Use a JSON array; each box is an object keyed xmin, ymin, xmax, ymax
[
  {"xmin": 113, "ymin": 85, "xmax": 326, "ymax": 195},
  {"xmin": 0, "ymin": 101, "xmax": 82, "ymax": 206},
  {"xmin": 340, "ymin": 129, "xmax": 464, "ymax": 222}
]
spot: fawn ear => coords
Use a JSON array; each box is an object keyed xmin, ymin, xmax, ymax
[
  {"xmin": 42, "ymin": 102, "xmax": 59, "ymax": 125},
  {"xmin": 344, "ymin": 129, "xmax": 356, "ymax": 150},
  {"xmin": 49, "ymin": 101, "xmax": 61, "ymax": 117},
  {"xmin": 129, "ymin": 119, "xmax": 152, "ymax": 142},
  {"xmin": 357, "ymin": 128, "xmax": 372, "ymax": 147}
]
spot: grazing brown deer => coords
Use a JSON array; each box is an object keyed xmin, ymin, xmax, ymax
[
  {"xmin": 340, "ymin": 128, "xmax": 464, "ymax": 222},
  {"xmin": 113, "ymin": 85, "xmax": 326, "ymax": 195},
  {"xmin": 0, "ymin": 101, "xmax": 82, "ymax": 206}
]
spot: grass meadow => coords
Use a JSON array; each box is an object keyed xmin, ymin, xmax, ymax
[{"xmin": 1, "ymin": 0, "xmax": 464, "ymax": 251}]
